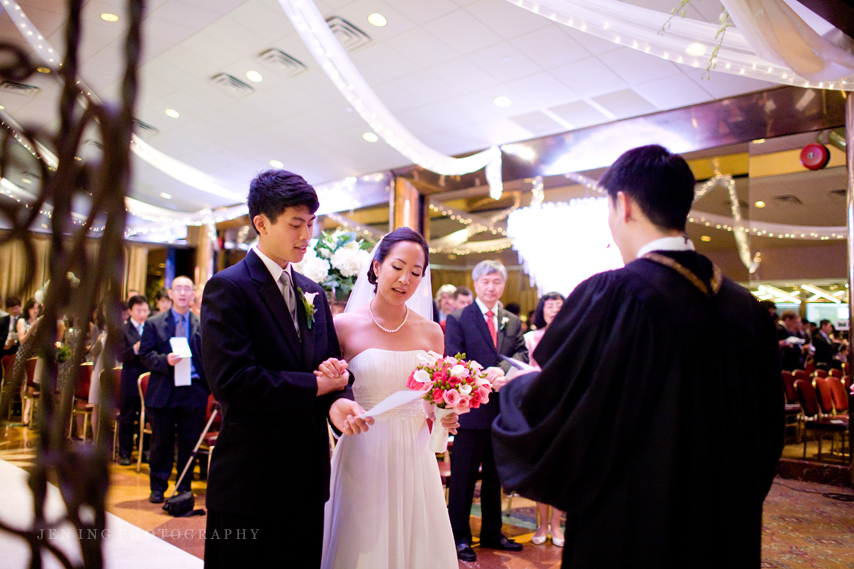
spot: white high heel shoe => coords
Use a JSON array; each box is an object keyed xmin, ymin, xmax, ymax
[{"xmin": 531, "ymin": 526, "xmax": 548, "ymax": 545}]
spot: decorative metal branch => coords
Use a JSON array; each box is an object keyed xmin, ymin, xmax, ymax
[{"xmin": 0, "ymin": 1, "xmax": 142, "ymax": 567}]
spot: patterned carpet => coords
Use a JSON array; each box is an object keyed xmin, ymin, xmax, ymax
[{"xmin": 762, "ymin": 479, "xmax": 854, "ymax": 568}]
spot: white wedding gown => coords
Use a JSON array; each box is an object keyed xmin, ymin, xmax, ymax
[{"xmin": 321, "ymin": 348, "xmax": 458, "ymax": 569}]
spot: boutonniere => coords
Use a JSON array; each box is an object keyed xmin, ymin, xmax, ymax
[
  {"xmin": 499, "ymin": 316, "xmax": 510, "ymax": 331},
  {"xmin": 298, "ymin": 288, "xmax": 318, "ymax": 329}
]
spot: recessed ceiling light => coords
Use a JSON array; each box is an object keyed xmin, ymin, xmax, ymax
[
  {"xmin": 0, "ymin": 106, "xmax": 5, "ymax": 110},
  {"xmin": 493, "ymin": 96, "xmax": 512, "ymax": 108},
  {"xmin": 100, "ymin": 13, "xmax": 119, "ymax": 22},
  {"xmin": 685, "ymin": 43, "xmax": 705, "ymax": 56},
  {"xmin": 700, "ymin": 235, "xmax": 711, "ymax": 242},
  {"xmin": 367, "ymin": 13, "xmax": 387, "ymax": 27},
  {"xmin": 21, "ymin": 178, "xmax": 31, "ymax": 184},
  {"xmin": 754, "ymin": 138, "xmax": 765, "ymax": 144},
  {"xmin": 36, "ymin": 67, "xmax": 50, "ymax": 74},
  {"xmin": 165, "ymin": 108, "xmax": 180, "ymax": 118},
  {"xmin": 246, "ymin": 70, "xmax": 263, "ymax": 83},
  {"xmin": 159, "ymin": 192, "xmax": 172, "ymax": 200},
  {"xmin": 754, "ymin": 200, "xmax": 766, "ymax": 208},
  {"xmin": 269, "ymin": 160, "xmax": 284, "ymax": 168},
  {"xmin": 363, "ymin": 132, "xmax": 379, "ymax": 143}
]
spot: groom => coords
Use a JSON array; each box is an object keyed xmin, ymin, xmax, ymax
[{"xmin": 202, "ymin": 170, "xmax": 371, "ymax": 568}]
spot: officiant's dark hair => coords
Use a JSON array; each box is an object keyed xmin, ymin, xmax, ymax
[
  {"xmin": 600, "ymin": 144, "xmax": 694, "ymax": 232},
  {"xmin": 248, "ymin": 170, "xmax": 320, "ymax": 234},
  {"xmin": 367, "ymin": 228, "xmax": 429, "ymax": 290}
]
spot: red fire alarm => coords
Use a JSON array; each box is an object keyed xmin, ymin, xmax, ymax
[{"xmin": 800, "ymin": 143, "xmax": 830, "ymax": 170}]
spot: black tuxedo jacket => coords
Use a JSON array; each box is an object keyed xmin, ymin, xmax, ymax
[
  {"xmin": 445, "ymin": 302, "xmax": 527, "ymax": 430},
  {"xmin": 812, "ymin": 331, "xmax": 835, "ymax": 369},
  {"xmin": 116, "ymin": 320, "xmax": 149, "ymax": 400},
  {"xmin": 0, "ymin": 314, "xmax": 14, "ymax": 358},
  {"xmin": 201, "ymin": 249, "xmax": 353, "ymax": 516},
  {"xmin": 139, "ymin": 309, "xmax": 208, "ymax": 410}
]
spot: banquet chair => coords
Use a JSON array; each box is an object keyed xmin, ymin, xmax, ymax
[
  {"xmin": 196, "ymin": 394, "xmax": 221, "ymax": 479},
  {"xmin": 829, "ymin": 368, "xmax": 843, "ymax": 379},
  {"xmin": 136, "ymin": 372, "xmax": 152, "ymax": 473},
  {"xmin": 794, "ymin": 379, "xmax": 848, "ymax": 460},
  {"xmin": 781, "ymin": 372, "xmax": 801, "ymax": 440},
  {"xmin": 805, "ymin": 361, "xmax": 816, "ymax": 374},
  {"xmin": 814, "ymin": 369, "xmax": 828, "ymax": 379},
  {"xmin": 22, "ymin": 357, "xmax": 40, "ymax": 425},
  {"xmin": 68, "ymin": 362, "xmax": 94, "ymax": 441},
  {"xmin": 827, "ymin": 378, "xmax": 850, "ymax": 417},
  {"xmin": 813, "ymin": 376, "xmax": 837, "ymax": 416},
  {"xmin": 792, "ymin": 369, "xmax": 811, "ymax": 382}
]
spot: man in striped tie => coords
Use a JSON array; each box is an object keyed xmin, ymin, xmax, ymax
[{"xmin": 116, "ymin": 294, "xmax": 150, "ymax": 465}]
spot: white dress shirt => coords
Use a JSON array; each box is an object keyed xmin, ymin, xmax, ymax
[
  {"xmin": 475, "ymin": 297, "xmax": 499, "ymax": 333},
  {"xmin": 252, "ymin": 246, "xmax": 294, "ymax": 299},
  {"xmin": 636, "ymin": 236, "xmax": 695, "ymax": 258}
]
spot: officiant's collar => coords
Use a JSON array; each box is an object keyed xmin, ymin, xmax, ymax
[
  {"xmin": 252, "ymin": 245, "xmax": 293, "ymax": 284},
  {"xmin": 636, "ymin": 235, "xmax": 695, "ymax": 258}
]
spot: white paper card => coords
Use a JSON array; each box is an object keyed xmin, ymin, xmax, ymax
[
  {"xmin": 170, "ymin": 337, "xmax": 193, "ymax": 387},
  {"xmin": 501, "ymin": 355, "xmax": 537, "ymax": 372},
  {"xmin": 358, "ymin": 390, "xmax": 424, "ymax": 420}
]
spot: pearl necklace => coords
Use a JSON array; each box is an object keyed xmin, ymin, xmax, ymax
[{"xmin": 369, "ymin": 300, "xmax": 409, "ymax": 333}]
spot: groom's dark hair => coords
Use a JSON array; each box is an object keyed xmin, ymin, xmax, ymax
[
  {"xmin": 248, "ymin": 170, "xmax": 320, "ymax": 234},
  {"xmin": 599, "ymin": 144, "xmax": 694, "ymax": 232}
]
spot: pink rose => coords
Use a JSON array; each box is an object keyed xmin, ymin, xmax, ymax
[
  {"xmin": 433, "ymin": 370, "xmax": 449, "ymax": 384},
  {"xmin": 443, "ymin": 389, "xmax": 461, "ymax": 407},
  {"xmin": 477, "ymin": 386, "xmax": 491, "ymax": 405},
  {"xmin": 406, "ymin": 376, "xmax": 420, "ymax": 391},
  {"xmin": 432, "ymin": 389, "xmax": 445, "ymax": 403},
  {"xmin": 448, "ymin": 376, "xmax": 460, "ymax": 388},
  {"xmin": 456, "ymin": 396, "xmax": 471, "ymax": 412}
]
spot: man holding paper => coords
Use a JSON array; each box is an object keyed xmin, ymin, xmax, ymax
[{"xmin": 139, "ymin": 275, "xmax": 208, "ymax": 504}]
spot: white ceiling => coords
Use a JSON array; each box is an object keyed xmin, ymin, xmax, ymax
[{"xmin": 0, "ymin": 0, "xmax": 777, "ymax": 218}]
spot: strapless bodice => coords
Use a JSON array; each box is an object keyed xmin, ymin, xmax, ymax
[{"xmin": 348, "ymin": 348, "xmax": 424, "ymax": 421}]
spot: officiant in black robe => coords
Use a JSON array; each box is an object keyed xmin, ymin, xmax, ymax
[{"xmin": 493, "ymin": 145, "xmax": 784, "ymax": 568}]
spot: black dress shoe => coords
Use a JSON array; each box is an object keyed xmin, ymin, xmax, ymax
[
  {"xmin": 148, "ymin": 490, "xmax": 165, "ymax": 504},
  {"xmin": 480, "ymin": 536, "xmax": 523, "ymax": 552},
  {"xmin": 456, "ymin": 541, "xmax": 476, "ymax": 562},
  {"xmin": 117, "ymin": 456, "xmax": 131, "ymax": 466}
]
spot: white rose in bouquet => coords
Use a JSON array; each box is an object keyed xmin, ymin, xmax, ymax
[
  {"xmin": 331, "ymin": 247, "xmax": 371, "ymax": 278},
  {"xmin": 293, "ymin": 249, "xmax": 331, "ymax": 284}
]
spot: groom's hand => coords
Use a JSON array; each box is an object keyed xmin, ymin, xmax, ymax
[
  {"xmin": 314, "ymin": 358, "xmax": 349, "ymax": 396},
  {"xmin": 329, "ymin": 399, "xmax": 374, "ymax": 435}
]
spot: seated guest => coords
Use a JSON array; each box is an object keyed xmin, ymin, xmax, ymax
[
  {"xmin": 0, "ymin": 296, "xmax": 22, "ymax": 359},
  {"xmin": 116, "ymin": 295, "xmax": 150, "ymax": 465},
  {"xmin": 139, "ymin": 276, "xmax": 207, "ymax": 503},
  {"xmin": 522, "ymin": 291, "xmax": 566, "ymax": 548},
  {"xmin": 435, "ymin": 284, "xmax": 457, "ymax": 323}
]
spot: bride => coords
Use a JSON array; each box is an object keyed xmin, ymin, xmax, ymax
[{"xmin": 320, "ymin": 227, "xmax": 460, "ymax": 569}]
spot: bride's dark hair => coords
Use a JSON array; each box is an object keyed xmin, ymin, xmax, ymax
[{"xmin": 367, "ymin": 228, "xmax": 430, "ymax": 289}]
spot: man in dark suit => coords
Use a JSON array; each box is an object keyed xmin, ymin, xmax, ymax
[
  {"xmin": 812, "ymin": 319, "xmax": 837, "ymax": 370},
  {"xmin": 139, "ymin": 276, "xmax": 208, "ymax": 503},
  {"xmin": 115, "ymin": 294, "xmax": 150, "ymax": 465},
  {"xmin": 444, "ymin": 260, "xmax": 528, "ymax": 562},
  {"xmin": 0, "ymin": 296, "xmax": 22, "ymax": 359},
  {"xmin": 201, "ymin": 170, "xmax": 371, "ymax": 569}
]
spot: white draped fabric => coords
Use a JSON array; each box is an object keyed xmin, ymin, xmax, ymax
[{"xmin": 506, "ymin": 0, "xmax": 854, "ymax": 87}]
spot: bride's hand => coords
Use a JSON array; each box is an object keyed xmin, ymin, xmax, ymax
[
  {"xmin": 315, "ymin": 358, "xmax": 349, "ymax": 396},
  {"xmin": 329, "ymin": 399, "xmax": 374, "ymax": 435},
  {"xmin": 440, "ymin": 412, "xmax": 460, "ymax": 435}
]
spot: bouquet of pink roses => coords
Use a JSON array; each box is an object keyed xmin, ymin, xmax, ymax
[{"xmin": 407, "ymin": 351, "xmax": 492, "ymax": 452}]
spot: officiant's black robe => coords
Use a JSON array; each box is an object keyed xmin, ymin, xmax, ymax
[{"xmin": 493, "ymin": 251, "xmax": 784, "ymax": 568}]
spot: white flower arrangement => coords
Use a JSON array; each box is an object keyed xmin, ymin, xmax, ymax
[
  {"xmin": 292, "ymin": 248, "xmax": 331, "ymax": 284},
  {"xmin": 292, "ymin": 230, "xmax": 375, "ymax": 301}
]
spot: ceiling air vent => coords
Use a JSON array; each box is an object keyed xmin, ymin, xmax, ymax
[
  {"xmin": 772, "ymin": 195, "xmax": 803, "ymax": 205},
  {"xmin": 326, "ymin": 16, "xmax": 371, "ymax": 51},
  {"xmin": 210, "ymin": 73, "xmax": 255, "ymax": 98},
  {"xmin": 0, "ymin": 81, "xmax": 40, "ymax": 96},
  {"xmin": 258, "ymin": 48, "xmax": 307, "ymax": 77},
  {"xmin": 830, "ymin": 189, "xmax": 847, "ymax": 198},
  {"xmin": 723, "ymin": 199, "xmax": 749, "ymax": 210},
  {"xmin": 133, "ymin": 118, "xmax": 159, "ymax": 136},
  {"xmin": 84, "ymin": 139, "xmax": 104, "ymax": 150}
]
